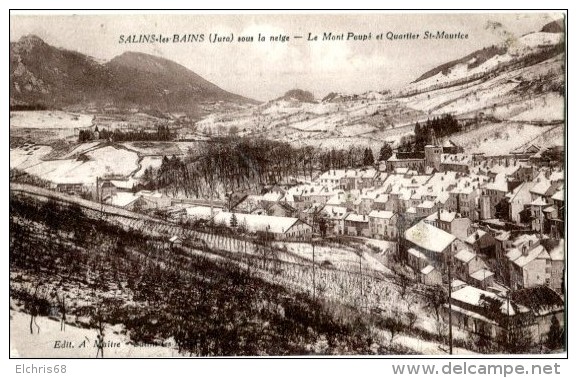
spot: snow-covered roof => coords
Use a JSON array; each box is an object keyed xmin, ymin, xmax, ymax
[
  {"xmin": 319, "ymin": 169, "xmax": 347, "ymax": 181},
  {"xmin": 530, "ymin": 176, "xmax": 552, "ymax": 196},
  {"xmin": 451, "ymin": 285, "xmax": 525, "ymax": 316},
  {"xmin": 551, "ymin": 188, "xmax": 564, "ymax": 202},
  {"xmin": 451, "ymin": 279, "xmax": 467, "ymax": 289},
  {"xmin": 506, "ymin": 248, "xmax": 522, "ymax": 262},
  {"xmin": 530, "ymin": 197, "xmax": 549, "ymax": 206},
  {"xmin": 213, "ymin": 212, "xmax": 301, "ymax": 234},
  {"xmin": 417, "ymin": 200, "xmax": 435, "ymax": 209},
  {"xmin": 421, "ymin": 265, "xmax": 436, "ymax": 275},
  {"xmin": 465, "ymin": 230, "xmax": 487, "ymax": 244},
  {"xmin": 512, "ymin": 233, "xmax": 541, "ymax": 248},
  {"xmin": 323, "ymin": 205, "xmax": 348, "ymax": 218},
  {"xmin": 368, "ymin": 210, "xmax": 395, "ymax": 219},
  {"xmin": 485, "ymin": 173, "xmax": 509, "ymax": 192},
  {"xmin": 345, "ymin": 213, "xmax": 368, "ymax": 223},
  {"xmin": 108, "ymin": 192, "xmax": 141, "ymax": 208},
  {"xmin": 495, "ymin": 231, "xmax": 511, "ymax": 241},
  {"xmin": 454, "ymin": 249, "xmax": 476, "ymax": 263},
  {"xmin": 425, "ymin": 209, "xmax": 457, "ymax": 223},
  {"xmin": 512, "ymin": 245, "xmax": 550, "ymax": 268},
  {"xmin": 109, "ymin": 178, "xmax": 137, "ymax": 190},
  {"xmin": 405, "ymin": 221, "xmax": 456, "ymax": 253},
  {"xmin": 470, "ymin": 269, "xmax": 494, "ymax": 281},
  {"xmin": 408, "ymin": 248, "xmax": 429, "ymax": 261}
]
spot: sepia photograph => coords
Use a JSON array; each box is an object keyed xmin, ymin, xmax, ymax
[{"xmin": 9, "ymin": 11, "xmax": 566, "ymax": 358}]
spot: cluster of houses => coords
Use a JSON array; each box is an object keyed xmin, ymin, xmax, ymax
[{"xmin": 54, "ymin": 140, "xmax": 564, "ymax": 346}]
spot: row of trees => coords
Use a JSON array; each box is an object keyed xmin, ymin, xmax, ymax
[
  {"xmin": 140, "ymin": 137, "xmax": 380, "ymax": 197},
  {"xmin": 399, "ymin": 114, "xmax": 461, "ymax": 153},
  {"xmin": 79, "ymin": 125, "xmax": 174, "ymax": 142}
]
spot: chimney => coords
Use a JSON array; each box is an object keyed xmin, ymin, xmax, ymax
[{"xmin": 522, "ymin": 244, "xmax": 528, "ymax": 256}]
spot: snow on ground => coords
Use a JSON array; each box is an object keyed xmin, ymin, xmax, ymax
[
  {"xmin": 339, "ymin": 123, "xmax": 376, "ymax": 137},
  {"xmin": 10, "ymin": 111, "xmax": 93, "ymax": 129},
  {"xmin": 275, "ymin": 241, "xmax": 391, "ymax": 275},
  {"xmin": 10, "ymin": 310, "xmax": 181, "ymax": 358},
  {"xmin": 395, "ymin": 334, "xmax": 476, "ymax": 355},
  {"xmin": 450, "ymin": 123, "xmax": 546, "ymax": 155},
  {"xmin": 12, "ymin": 145, "xmax": 139, "ymax": 185},
  {"xmin": 10, "ymin": 145, "xmax": 53, "ymax": 170},
  {"xmin": 58, "ymin": 142, "xmax": 102, "ymax": 159},
  {"xmin": 510, "ymin": 93, "xmax": 565, "ymax": 123},
  {"xmin": 518, "ymin": 32, "xmax": 564, "ymax": 49}
]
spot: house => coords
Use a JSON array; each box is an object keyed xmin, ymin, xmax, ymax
[
  {"xmin": 368, "ymin": 210, "xmax": 398, "ymax": 240},
  {"xmin": 420, "ymin": 265, "xmax": 443, "ymax": 286},
  {"xmin": 442, "ymin": 140, "xmax": 464, "ymax": 154},
  {"xmin": 549, "ymin": 187, "xmax": 564, "ymax": 238},
  {"xmin": 321, "ymin": 205, "xmax": 348, "ymax": 235},
  {"xmin": 424, "ymin": 209, "xmax": 471, "ymax": 240},
  {"xmin": 441, "ymin": 154, "xmax": 471, "ymax": 174},
  {"xmin": 385, "ymin": 154, "xmax": 425, "ymax": 173},
  {"xmin": 446, "ymin": 285, "xmax": 564, "ymax": 344},
  {"xmin": 169, "ymin": 235, "xmax": 182, "ymax": 247},
  {"xmin": 506, "ymin": 181, "xmax": 534, "ymax": 224},
  {"xmin": 529, "ymin": 196, "xmax": 549, "ymax": 234},
  {"xmin": 510, "ymin": 286, "xmax": 565, "ymax": 344},
  {"xmin": 104, "ymin": 192, "xmax": 143, "ymax": 211},
  {"xmin": 318, "ymin": 169, "xmax": 347, "ymax": 189},
  {"xmin": 55, "ymin": 183, "xmax": 87, "ymax": 196},
  {"xmin": 416, "ymin": 200, "xmax": 436, "ymax": 218},
  {"xmin": 447, "ymin": 184, "xmax": 479, "ymax": 220},
  {"xmin": 404, "ymin": 221, "xmax": 457, "ymax": 271},
  {"xmin": 465, "ymin": 229, "xmax": 498, "ymax": 259},
  {"xmin": 546, "ymin": 240, "xmax": 564, "ymax": 294},
  {"xmin": 212, "ymin": 212, "xmax": 312, "ymax": 240},
  {"xmin": 481, "ymin": 173, "xmax": 510, "ymax": 219},
  {"xmin": 507, "ymin": 244, "xmax": 551, "ymax": 290},
  {"xmin": 344, "ymin": 213, "xmax": 370, "ymax": 237},
  {"xmin": 267, "ymin": 202, "xmax": 297, "ymax": 218},
  {"xmin": 453, "ymin": 249, "xmax": 487, "ymax": 284},
  {"xmin": 469, "ymin": 268, "xmax": 495, "ymax": 290},
  {"xmin": 444, "ymin": 285, "xmax": 526, "ymax": 340}
]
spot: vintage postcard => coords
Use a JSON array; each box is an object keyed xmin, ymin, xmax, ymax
[{"xmin": 9, "ymin": 11, "xmax": 565, "ymax": 358}]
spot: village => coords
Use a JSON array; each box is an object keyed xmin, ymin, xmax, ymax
[
  {"xmin": 9, "ymin": 13, "xmax": 566, "ymax": 357},
  {"xmin": 28, "ymin": 130, "xmax": 563, "ymax": 350}
]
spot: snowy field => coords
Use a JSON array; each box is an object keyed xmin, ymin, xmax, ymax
[
  {"xmin": 10, "ymin": 111, "xmax": 93, "ymax": 129},
  {"xmin": 450, "ymin": 123, "xmax": 550, "ymax": 155},
  {"xmin": 10, "ymin": 144, "xmax": 53, "ymax": 170},
  {"xmin": 10, "ymin": 145, "xmax": 139, "ymax": 184}
]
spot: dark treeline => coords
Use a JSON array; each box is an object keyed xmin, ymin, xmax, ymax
[
  {"xmin": 140, "ymin": 137, "xmax": 377, "ymax": 197},
  {"xmin": 10, "ymin": 104, "xmax": 49, "ymax": 111},
  {"xmin": 79, "ymin": 125, "xmax": 173, "ymax": 143},
  {"xmin": 399, "ymin": 114, "xmax": 461, "ymax": 153}
]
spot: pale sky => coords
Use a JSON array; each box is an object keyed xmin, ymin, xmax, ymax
[{"xmin": 10, "ymin": 12, "xmax": 563, "ymax": 101}]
